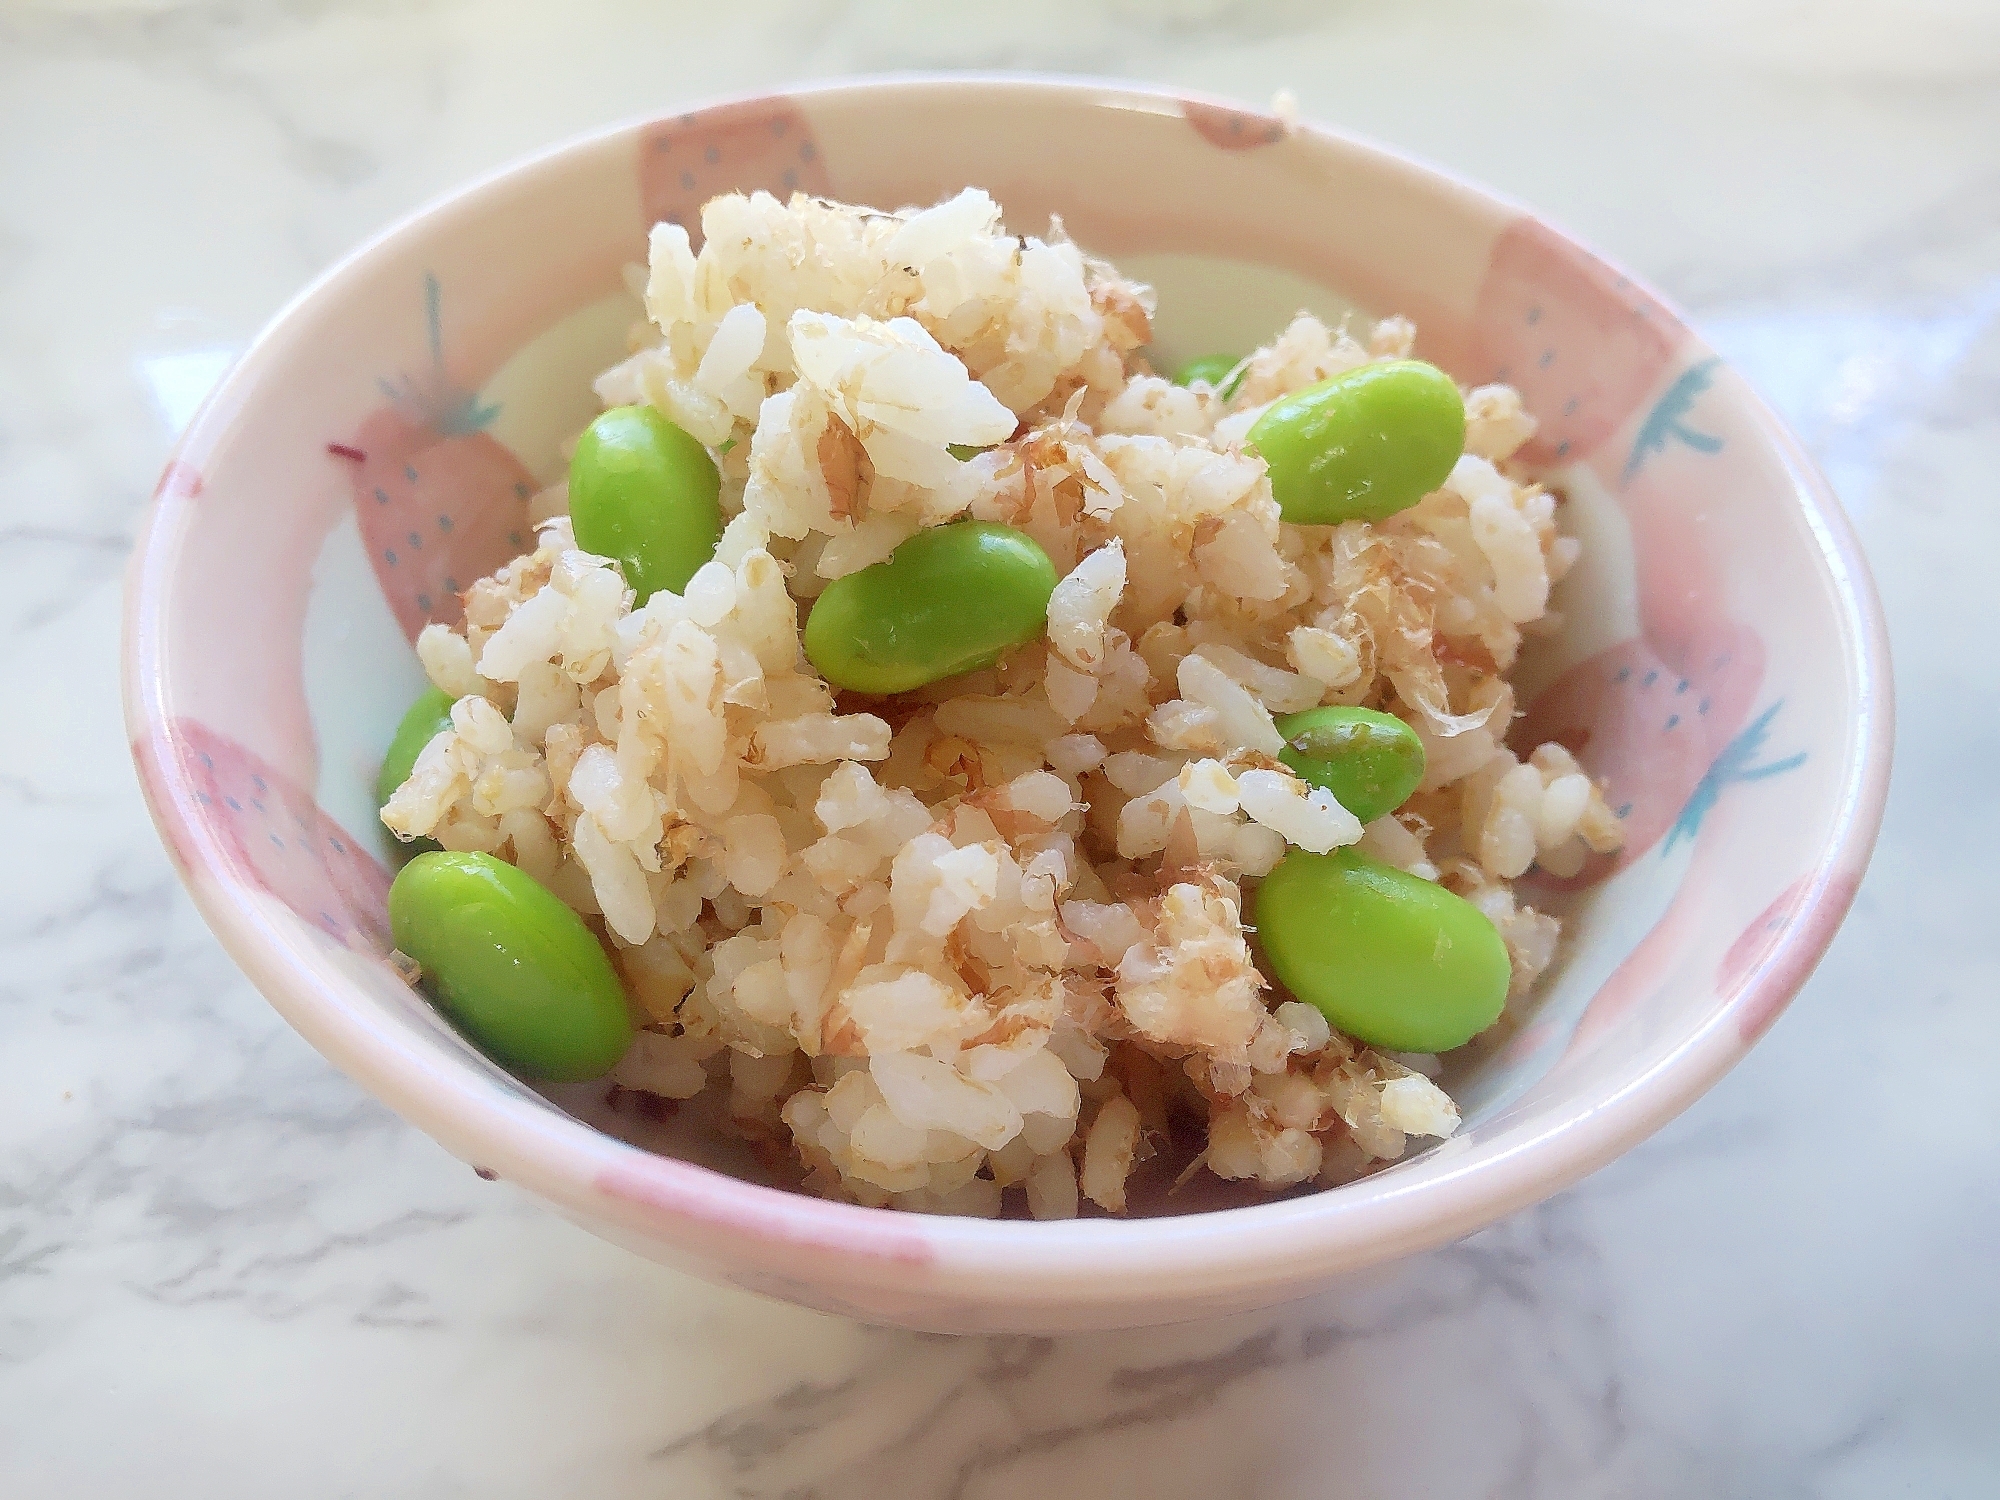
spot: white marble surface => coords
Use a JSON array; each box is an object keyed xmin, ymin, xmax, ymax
[{"xmin": 2, "ymin": 0, "xmax": 1995, "ymax": 1493}]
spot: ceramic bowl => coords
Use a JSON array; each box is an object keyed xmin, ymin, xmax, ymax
[{"xmin": 124, "ymin": 77, "xmax": 1891, "ymax": 1333}]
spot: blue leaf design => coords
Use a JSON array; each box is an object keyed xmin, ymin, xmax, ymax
[
  {"xmin": 1664, "ymin": 699, "xmax": 1806, "ymax": 853},
  {"xmin": 378, "ymin": 272, "xmax": 502, "ymax": 438},
  {"xmin": 424, "ymin": 270, "xmax": 444, "ymax": 369},
  {"xmin": 1625, "ymin": 356, "xmax": 1724, "ymax": 482}
]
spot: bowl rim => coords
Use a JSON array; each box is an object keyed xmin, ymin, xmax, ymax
[{"xmin": 123, "ymin": 74, "xmax": 1894, "ymax": 1307}]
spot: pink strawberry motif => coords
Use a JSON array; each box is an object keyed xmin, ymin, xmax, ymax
[
  {"xmin": 1518, "ymin": 619, "xmax": 1767, "ymax": 875},
  {"xmin": 345, "ymin": 274, "xmax": 535, "ymax": 643},
  {"xmin": 1719, "ymin": 868, "xmax": 1863, "ymax": 1043},
  {"xmin": 639, "ymin": 98, "xmax": 832, "ymax": 245},
  {"xmin": 166, "ymin": 717, "xmax": 392, "ymax": 952},
  {"xmin": 1180, "ymin": 100, "xmax": 1286, "ymax": 151},
  {"xmin": 1719, "ymin": 876, "xmax": 1813, "ymax": 1001},
  {"xmin": 1554, "ymin": 836, "xmax": 1851, "ymax": 1066},
  {"xmin": 1468, "ymin": 217, "xmax": 1681, "ymax": 468},
  {"xmin": 1516, "ymin": 369, "xmax": 1805, "ymax": 878}
]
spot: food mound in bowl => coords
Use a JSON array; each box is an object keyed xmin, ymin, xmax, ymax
[{"xmin": 377, "ymin": 187, "xmax": 1623, "ymax": 1219}]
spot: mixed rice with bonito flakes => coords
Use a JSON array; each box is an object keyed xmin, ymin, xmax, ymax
[{"xmin": 377, "ymin": 186, "xmax": 1622, "ymax": 1220}]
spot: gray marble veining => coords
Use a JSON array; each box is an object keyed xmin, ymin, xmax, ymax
[{"xmin": 2, "ymin": 0, "xmax": 1994, "ymax": 1494}]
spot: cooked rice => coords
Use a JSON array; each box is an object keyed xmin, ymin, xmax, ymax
[{"xmin": 382, "ymin": 187, "xmax": 1622, "ymax": 1217}]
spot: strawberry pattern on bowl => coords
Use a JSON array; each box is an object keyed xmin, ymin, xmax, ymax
[
  {"xmin": 1469, "ymin": 216, "xmax": 1682, "ymax": 469},
  {"xmin": 639, "ymin": 98, "xmax": 830, "ymax": 243},
  {"xmin": 165, "ymin": 718, "xmax": 392, "ymax": 951},
  {"xmin": 342, "ymin": 274, "xmax": 536, "ymax": 644}
]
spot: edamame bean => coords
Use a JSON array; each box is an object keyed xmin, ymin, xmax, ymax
[
  {"xmin": 388, "ymin": 850, "xmax": 633, "ymax": 1082},
  {"xmin": 569, "ymin": 405, "xmax": 722, "ymax": 605},
  {"xmin": 1247, "ymin": 359, "xmax": 1465, "ymax": 524},
  {"xmin": 1274, "ymin": 706, "xmax": 1426, "ymax": 824},
  {"xmin": 1172, "ymin": 354, "xmax": 1244, "ymax": 397},
  {"xmin": 804, "ymin": 520, "xmax": 1058, "ymax": 694},
  {"xmin": 376, "ymin": 685, "xmax": 456, "ymax": 856},
  {"xmin": 1253, "ymin": 847, "xmax": 1509, "ymax": 1053}
]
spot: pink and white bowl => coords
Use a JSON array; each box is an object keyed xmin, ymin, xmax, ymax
[{"xmin": 123, "ymin": 78, "xmax": 1892, "ymax": 1333}]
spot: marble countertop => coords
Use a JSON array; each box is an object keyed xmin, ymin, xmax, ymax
[{"xmin": 4, "ymin": 1, "xmax": 1995, "ymax": 1494}]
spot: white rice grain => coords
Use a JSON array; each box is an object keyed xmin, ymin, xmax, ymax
[
  {"xmin": 1178, "ymin": 654, "xmax": 1284, "ymax": 755},
  {"xmin": 1079, "ymin": 1093, "xmax": 1141, "ymax": 1213}
]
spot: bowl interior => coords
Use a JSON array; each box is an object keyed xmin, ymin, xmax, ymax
[{"xmin": 128, "ymin": 81, "xmax": 1883, "ymax": 1242}]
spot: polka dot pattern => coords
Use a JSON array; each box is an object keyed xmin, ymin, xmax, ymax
[
  {"xmin": 348, "ymin": 405, "xmax": 535, "ymax": 645},
  {"xmin": 639, "ymin": 98, "xmax": 832, "ymax": 246},
  {"xmin": 168, "ymin": 718, "xmax": 391, "ymax": 950},
  {"xmin": 1469, "ymin": 217, "xmax": 1682, "ymax": 469},
  {"xmin": 1515, "ymin": 619, "xmax": 1765, "ymax": 881}
]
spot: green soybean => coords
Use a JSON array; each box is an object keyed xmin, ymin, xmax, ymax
[
  {"xmin": 569, "ymin": 405, "xmax": 722, "ymax": 605},
  {"xmin": 1254, "ymin": 847, "xmax": 1509, "ymax": 1054},
  {"xmin": 1247, "ymin": 359, "xmax": 1465, "ymax": 525},
  {"xmin": 1274, "ymin": 706, "xmax": 1426, "ymax": 824},
  {"xmin": 804, "ymin": 520, "xmax": 1058, "ymax": 694},
  {"xmin": 388, "ymin": 850, "xmax": 633, "ymax": 1082},
  {"xmin": 1172, "ymin": 354, "xmax": 1245, "ymax": 397}
]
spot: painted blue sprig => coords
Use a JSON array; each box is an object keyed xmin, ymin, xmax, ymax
[
  {"xmin": 375, "ymin": 273, "xmax": 501, "ymax": 437},
  {"xmin": 1625, "ymin": 357, "xmax": 1723, "ymax": 482},
  {"xmin": 1665, "ymin": 699, "xmax": 1806, "ymax": 853}
]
